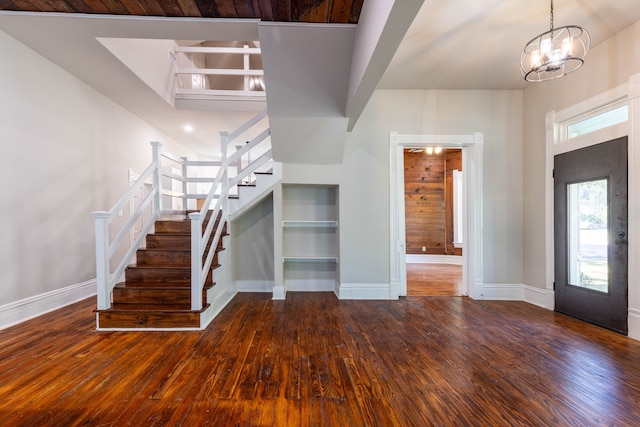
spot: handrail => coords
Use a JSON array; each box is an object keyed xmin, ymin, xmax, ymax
[
  {"xmin": 92, "ymin": 143, "xmax": 163, "ymax": 310},
  {"xmin": 93, "ymin": 109, "xmax": 272, "ymax": 314}
]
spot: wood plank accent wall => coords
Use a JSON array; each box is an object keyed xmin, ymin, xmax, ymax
[{"xmin": 404, "ymin": 149, "xmax": 462, "ymax": 255}]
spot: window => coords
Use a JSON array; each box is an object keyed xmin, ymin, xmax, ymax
[{"xmin": 566, "ymin": 104, "xmax": 628, "ymax": 139}]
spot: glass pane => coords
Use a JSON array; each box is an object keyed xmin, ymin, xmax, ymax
[
  {"xmin": 567, "ymin": 179, "xmax": 608, "ymax": 293},
  {"xmin": 567, "ymin": 105, "xmax": 628, "ymax": 139}
]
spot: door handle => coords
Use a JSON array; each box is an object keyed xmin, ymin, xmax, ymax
[{"xmin": 616, "ymin": 231, "xmax": 628, "ymax": 245}]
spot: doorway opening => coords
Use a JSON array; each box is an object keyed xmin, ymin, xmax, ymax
[
  {"xmin": 389, "ymin": 132, "xmax": 484, "ymax": 299},
  {"xmin": 403, "ymin": 147, "xmax": 463, "ymax": 296}
]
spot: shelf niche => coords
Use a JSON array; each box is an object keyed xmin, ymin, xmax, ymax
[{"xmin": 282, "ymin": 185, "xmax": 339, "ymax": 292}]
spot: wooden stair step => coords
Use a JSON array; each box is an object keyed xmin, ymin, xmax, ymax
[
  {"xmin": 113, "ymin": 281, "xmax": 215, "ymax": 289},
  {"xmin": 146, "ymin": 233, "xmax": 227, "ymax": 250},
  {"xmin": 125, "ymin": 265, "xmax": 217, "ymax": 284},
  {"xmin": 154, "ymin": 218, "xmax": 226, "ymax": 234},
  {"xmin": 136, "ymin": 248, "xmax": 222, "ymax": 267},
  {"xmin": 112, "ymin": 284, "xmax": 209, "ymax": 305},
  {"xmin": 96, "ymin": 304, "xmax": 210, "ymax": 329}
]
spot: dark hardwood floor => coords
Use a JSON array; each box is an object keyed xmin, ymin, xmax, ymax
[
  {"xmin": 1, "ymin": 293, "xmax": 640, "ymax": 426},
  {"xmin": 407, "ymin": 262, "xmax": 462, "ymax": 296}
]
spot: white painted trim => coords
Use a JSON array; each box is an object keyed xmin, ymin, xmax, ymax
[
  {"xmin": 546, "ymin": 72, "xmax": 640, "ymax": 341},
  {"xmin": 629, "ymin": 309, "xmax": 640, "ymax": 341},
  {"xmin": 389, "ymin": 132, "xmax": 483, "ymax": 300},
  {"xmin": 480, "ymin": 283, "xmax": 525, "ymax": 301},
  {"xmin": 272, "ymin": 286, "xmax": 286, "ymax": 300},
  {"xmin": 199, "ymin": 287, "xmax": 237, "ymax": 330},
  {"xmin": 337, "ymin": 282, "xmax": 395, "ymax": 300},
  {"xmin": 0, "ymin": 279, "xmax": 96, "ymax": 330},
  {"xmin": 405, "ymin": 254, "xmax": 463, "ymax": 265},
  {"xmin": 524, "ymin": 286, "xmax": 554, "ymax": 310},
  {"xmin": 284, "ymin": 280, "xmax": 335, "ymax": 292},
  {"xmin": 236, "ymin": 280, "xmax": 275, "ymax": 292}
]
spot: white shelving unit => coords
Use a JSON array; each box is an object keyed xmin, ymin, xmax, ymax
[{"xmin": 282, "ymin": 185, "xmax": 339, "ymax": 292}]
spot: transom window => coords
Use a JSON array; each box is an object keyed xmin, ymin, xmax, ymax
[{"xmin": 564, "ymin": 103, "xmax": 628, "ymax": 140}]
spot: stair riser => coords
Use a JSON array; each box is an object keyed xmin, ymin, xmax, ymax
[
  {"xmin": 145, "ymin": 235, "xmax": 225, "ymax": 251},
  {"xmin": 97, "ymin": 312, "xmax": 201, "ymax": 329},
  {"xmin": 112, "ymin": 288, "xmax": 206, "ymax": 305},
  {"xmin": 136, "ymin": 250, "xmax": 219, "ymax": 267},
  {"xmin": 125, "ymin": 268, "xmax": 214, "ymax": 284}
]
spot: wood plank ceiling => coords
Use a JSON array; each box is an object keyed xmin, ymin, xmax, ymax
[{"xmin": 0, "ymin": 0, "xmax": 364, "ymax": 23}]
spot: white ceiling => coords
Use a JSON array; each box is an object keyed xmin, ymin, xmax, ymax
[
  {"xmin": 1, "ymin": 1, "xmax": 640, "ymax": 156},
  {"xmin": 379, "ymin": 0, "xmax": 640, "ymax": 90}
]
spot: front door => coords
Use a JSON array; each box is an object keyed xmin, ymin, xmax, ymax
[{"xmin": 554, "ymin": 137, "xmax": 628, "ymax": 334}]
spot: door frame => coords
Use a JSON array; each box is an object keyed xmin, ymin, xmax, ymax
[
  {"xmin": 389, "ymin": 132, "xmax": 484, "ymax": 299},
  {"xmin": 545, "ymin": 73, "xmax": 640, "ymax": 339}
]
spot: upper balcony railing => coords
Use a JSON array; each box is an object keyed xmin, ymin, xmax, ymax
[{"xmin": 174, "ymin": 44, "xmax": 266, "ymax": 102}]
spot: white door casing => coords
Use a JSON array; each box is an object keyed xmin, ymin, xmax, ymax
[{"xmin": 389, "ymin": 132, "xmax": 484, "ymax": 299}]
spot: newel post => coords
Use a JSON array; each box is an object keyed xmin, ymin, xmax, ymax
[
  {"xmin": 189, "ymin": 212, "xmax": 203, "ymax": 311},
  {"xmin": 151, "ymin": 141, "xmax": 163, "ymax": 218},
  {"xmin": 92, "ymin": 211, "xmax": 111, "ymax": 310}
]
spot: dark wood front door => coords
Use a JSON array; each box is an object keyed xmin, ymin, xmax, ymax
[{"xmin": 554, "ymin": 137, "xmax": 628, "ymax": 334}]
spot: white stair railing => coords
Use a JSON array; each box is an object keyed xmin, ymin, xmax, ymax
[
  {"xmin": 189, "ymin": 109, "xmax": 272, "ymax": 310},
  {"xmin": 93, "ymin": 110, "xmax": 272, "ymax": 313}
]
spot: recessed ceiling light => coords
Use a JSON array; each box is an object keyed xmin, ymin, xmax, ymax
[{"xmin": 184, "ymin": 124, "xmax": 194, "ymax": 133}]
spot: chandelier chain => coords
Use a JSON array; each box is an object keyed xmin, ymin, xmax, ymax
[{"xmin": 550, "ymin": 0, "xmax": 554, "ymax": 31}]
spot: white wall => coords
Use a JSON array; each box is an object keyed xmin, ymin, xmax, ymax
[
  {"xmin": 0, "ymin": 30, "xmax": 194, "ymax": 310},
  {"xmin": 523, "ymin": 20, "xmax": 640, "ymax": 290},
  {"xmin": 232, "ymin": 194, "xmax": 274, "ymax": 292},
  {"xmin": 98, "ymin": 38, "xmax": 177, "ymax": 107},
  {"xmin": 341, "ymin": 90, "xmax": 524, "ymax": 288}
]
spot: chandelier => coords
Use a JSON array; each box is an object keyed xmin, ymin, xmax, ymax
[{"xmin": 520, "ymin": 0, "xmax": 590, "ymax": 82}]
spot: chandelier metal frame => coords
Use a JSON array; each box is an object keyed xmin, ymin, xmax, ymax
[{"xmin": 520, "ymin": 0, "xmax": 590, "ymax": 82}]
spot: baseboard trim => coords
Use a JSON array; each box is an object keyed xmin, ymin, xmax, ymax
[
  {"xmin": 628, "ymin": 308, "xmax": 640, "ymax": 341},
  {"xmin": 405, "ymin": 254, "xmax": 463, "ymax": 265},
  {"xmin": 524, "ymin": 286, "xmax": 554, "ymax": 309},
  {"xmin": 272, "ymin": 286, "xmax": 286, "ymax": 300},
  {"xmin": 236, "ymin": 280, "xmax": 275, "ymax": 293},
  {"xmin": 337, "ymin": 283, "xmax": 396, "ymax": 300},
  {"xmin": 200, "ymin": 287, "xmax": 238, "ymax": 330},
  {"xmin": 479, "ymin": 283, "xmax": 525, "ymax": 300},
  {"xmin": 0, "ymin": 279, "xmax": 96, "ymax": 330}
]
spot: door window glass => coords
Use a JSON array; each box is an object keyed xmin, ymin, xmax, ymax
[{"xmin": 567, "ymin": 179, "xmax": 608, "ymax": 293}]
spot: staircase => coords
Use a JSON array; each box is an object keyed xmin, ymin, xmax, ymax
[
  {"xmin": 95, "ymin": 212, "xmax": 227, "ymax": 329},
  {"xmin": 92, "ymin": 109, "xmax": 279, "ymax": 331}
]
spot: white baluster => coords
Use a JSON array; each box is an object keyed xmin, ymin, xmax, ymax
[{"xmin": 151, "ymin": 141, "xmax": 162, "ymax": 218}]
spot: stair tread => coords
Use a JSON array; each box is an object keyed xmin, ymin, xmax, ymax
[
  {"xmin": 115, "ymin": 281, "xmax": 216, "ymax": 289},
  {"xmin": 127, "ymin": 264, "xmax": 221, "ymax": 271},
  {"xmin": 97, "ymin": 303, "xmax": 210, "ymax": 313}
]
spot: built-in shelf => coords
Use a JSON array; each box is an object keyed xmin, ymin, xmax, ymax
[
  {"xmin": 282, "ymin": 220, "xmax": 338, "ymax": 228},
  {"xmin": 282, "ymin": 185, "xmax": 339, "ymax": 292},
  {"xmin": 283, "ymin": 256, "xmax": 339, "ymax": 263}
]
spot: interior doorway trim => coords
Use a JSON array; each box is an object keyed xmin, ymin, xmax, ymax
[
  {"xmin": 544, "ymin": 72, "xmax": 640, "ymax": 340},
  {"xmin": 389, "ymin": 132, "xmax": 484, "ymax": 299}
]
